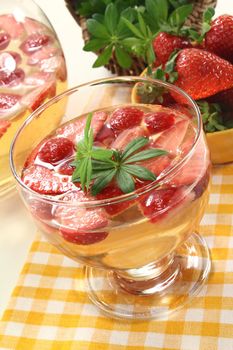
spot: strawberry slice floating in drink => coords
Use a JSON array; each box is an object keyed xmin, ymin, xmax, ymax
[
  {"xmin": 0, "ymin": 14, "xmax": 24, "ymax": 39},
  {"xmin": 20, "ymin": 33, "xmax": 53, "ymax": 55},
  {"xmin": 109, "ymin": 106, "xmax": 144, "ymax": 134},
  {"xmin": 56, "ymin": 111, "xmax": 107, "ymax": 144},
  {"xmin": 0, "ymin": 32, "xmax": 11, "ymax": 50},
  {"xmin": 22, "ymin": 165, "xmax": 75, "ymax": 195},
  {"xmin": 56, "ymin": 191, "xmax": 109, "ymax": 245}
]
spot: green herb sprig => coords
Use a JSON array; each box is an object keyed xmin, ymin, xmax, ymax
[{"xmin": 71, "ymin": 113, "xmax": 167, "ymax": 195}]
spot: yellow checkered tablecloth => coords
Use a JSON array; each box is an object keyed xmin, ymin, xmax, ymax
[{"xmin": 0, "ymin": 164, "xmax": 233, "ymax": 350}]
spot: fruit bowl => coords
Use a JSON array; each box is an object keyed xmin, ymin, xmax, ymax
[
  {"xmin": 0, "ymin": 0, "xmax": 67, "ymax": 198},
  {"xmin": 10, "ymin": 76, "xmax": 211, "ymax": 320}
]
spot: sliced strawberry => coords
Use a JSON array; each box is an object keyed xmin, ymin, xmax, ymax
[
  {"xmin": 57, "ymin": 160, "xmax": 75, "ymax": 176},
  {"xmin": 39, "ymin": 55, "xmax": 67, "ymax": 81},
  {"xmin": 141, "ymin": 154, "xmax": 173, "ymax": 177},
  {"xmin": 29, "ymin": 200, "xmax": 53, "ymax": 221},
  {"xmin": 56, "ymin": 111, "xmax": 107, "ymax": 144},
  {"xmin": 0, "ymin": 67, "xmax": 25, "ymax": 87},
  {"xmin": 94, "ymin": 123, "xmax": 115, "ymax": 146},
  {"xmin": 0, "ymin": 119, "xmax": 11, "ymax": 138},
  {"xmin": 96, "ymin": 184, "xmax": 135, "ymax": 217},
  {"xmin": 139, "ymin": 186, "xmax": 190, "ymax": 223},
  {"xmin": 193, "ymin": 167, "xmax": 210, "ymax": 199},
  {"xmin": 61, "ymin": 230, "xmax": 108, "ymax": 245},
  {"xmin": 0, "ymin": 93, "xmax": 20, "ymax": 110},
  {"xmin": 27, "ymin": 47, "xmax": 60, "ymax": 66},
  {"xmin": 23, "ymin": 18, "xmax": 50, "ymax": 34},
  {"xmin": 55, "ymin": 55, "xmax": 67, "ymax": 82},
  {"xmin": 144, "ymin": 112, "xmax": 175, "ymax": 134},
  {"xmin": 0, "ymin": 32, "xmax": 11, "ymax": 50},
  {"xmin": 22, "ymin": 80, "xmax": 56, "ymax": 111},
  {"xmin": 38, "ymin": 137, "xmax": 74, "ymax": 165},
  {"xmin": 169, "ymin": 133, "xmax": 209, "ymax": 187},
  {"xmin": 109, "ymin": 106, "xmax": 144, "ymax": 133},
  {"xmin": 22, "ymin": 165, "xmax": 74, "ymax": 195},
  {"xmin": 20, "ymin": 33, "xmax": 53, "ymax": 55},
  {"xmin": 154, "ymin": 120, "xmax": 189, "ymax": 155},
  {"xmin": 111, "ymin": 126, "xmax": 146, "ymax": 150},
  {"xmin": 24, "ymin": 72, "xmax": 55, "ymax": 87},
  {"xmin": 0, "ymin": 15, "xmax": 24, "ymax": 39},
  {"xmin": 56, "ymin": 191, "xmax": 109, "ymax": 245}
]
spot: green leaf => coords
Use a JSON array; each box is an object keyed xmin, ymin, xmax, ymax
[
  {"xmin": 91, "ymin": 147, "xmax": 114, "ymax": 160},
  {"xmin": 117, "ymin": 8, "xmax": 137, "ymax": 37},
  {"xmin": 79, "ymin": 158, "xmax": 88, "ymax": 191},
  {"xmin": 168, "ymin": 4, "xmax": 193, "ymax": 29},
  {"xmin": 122, "ymin": 37, "xmax": 142, "ymax": 49},
  {"xmin": 93, "ymin": 45, "xmax": 112, "ymax": 67},
  {"xmin": 125, "ymin": 148, "xmax": 168, "ymax": 163},
  {"xmin": 146, "ymin": 44, "xmax": 155, "ymax": 64},
  {"xmin": 92, "ymin": 160, "xmax": 115, "ymax": 170},
  {"xmin": 92, "ymin": 14, "xmax": 105, "ymax": 24},
  {"xmin": 91, "ymin": 169, "xmax": 117, "ymax": 195},
  {"xmin": 86, "ymin": 158, "xmax": 92, "ymax": 190},
  {"xmin": 137, "ymin": 12, "xmax": 147, "ymax": 37},
  {"xmin": 105, "ymin": 3, "xmax": 119, "ymax": 34},
  {"xmin": 122, "ymin": 164, "xmax": 156, "ymax": 181},
  {"xmin": 115, "ymin": 46, "xmax": 132, "ymax": 68},
  {"xmin": 122, "ymin": 137, "xmax": 149, "ymax": 160},
  {"xmin": 87, "ymin": 19, "xmax": 110, "ymax": 39},
  {"xmin": 116, "ymin": 169, "xmax": 135, "ymax": 193},
  {"xmin": 145, "ymin": 0, "xmax": 168, "ymax": 24},
  {"xmin": 83, "ymin": 39, "xmax": 109, "ymax": 52},
  {"xmin": 121, "ymin": 17, "xmax": 144, "ymax": 39},
  {"xmin": 84, "ymin": 113, "xmax": 93, "ymax": 141},
  {"xmin": 88, "ymin": 128, "xmax": 94, "ymax": 150},
  {"xmin": 203, "ymin": 7, "xmax": 215, "ymax": 22}
]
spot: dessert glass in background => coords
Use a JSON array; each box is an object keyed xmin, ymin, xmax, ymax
[
  {"xmin": 10, "ymin": 77, "xmax": 211, "ymax": 320},
  {"xmin": 0, "ymin": 0, "xmax": 67, "ymax": 198}
]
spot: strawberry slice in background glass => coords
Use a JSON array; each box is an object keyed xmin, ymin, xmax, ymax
[
  {"xmin": 0, "ymin": 0, "xmax": 67, "ymax": 198},
  {"xmin": 10, "ymin": 77, "xmax": 211, "ymax": 321}
]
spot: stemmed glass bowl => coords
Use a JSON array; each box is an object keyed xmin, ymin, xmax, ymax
[{"xmin": 10, "ymin": 77, "xmax": 211, "ymax": 320}]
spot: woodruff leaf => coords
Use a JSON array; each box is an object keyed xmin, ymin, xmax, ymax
[
  {"xmin": 115, "ymin": 46, "xmax": 132, "ymax": 68},
  {"xmin": 125, "ymin": 149, "xmax": 168, "ymax": 163},
  {"xmin": 87, "ymin": 19, "xmax": 110, "ymax": 39},
  {"xmin": 91, "ymin": 169, "xmax": 117, "ymax": 195},
  {"xmin": 93, "ymin": 45, "xmax": 113, "ymax": 67},
  {"xmin": 116, "ymin": 169, "xmax": 135, "ymax": 193},
  {"xmin": 122, "ymin": 164, "xmax": 156, "ymax": 181},
  {"xmin": 121, "ymin": 137, "xmax": 149, "ymax": 160}
]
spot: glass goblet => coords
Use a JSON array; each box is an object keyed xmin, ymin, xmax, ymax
[{"xmin": 10, "ymin": 77, "xmax": 211, "ymax": 320}]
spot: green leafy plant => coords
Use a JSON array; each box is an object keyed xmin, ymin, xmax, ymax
[
  {"xmin": 78, "ymin": 0, "xmax": 197, "ymax": 69},
  {"xmin": 71, "ymin": 113, "xmax": 167, "ymax": 195},
  {"xmin": 197, "ymin": 101, "xmax": 227, "ymax": 133}
]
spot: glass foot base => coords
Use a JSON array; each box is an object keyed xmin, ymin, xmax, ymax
[{"xmin": 84, "ymin": 233, "xmax": 211, "ymax": 320}]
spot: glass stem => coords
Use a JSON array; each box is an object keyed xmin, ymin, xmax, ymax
[{"xmin": 113, "ymin": 253, "xmax": 180, "ymax": 295}]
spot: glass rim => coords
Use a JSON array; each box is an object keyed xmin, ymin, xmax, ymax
[{"xmin": 10, "ymin": 76, "xmax": 202, "ymax": 208}]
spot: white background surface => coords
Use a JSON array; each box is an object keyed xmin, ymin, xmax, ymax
[{"xmin": 0, "ymin": 0, "xmax": 232, "ymax": 318}]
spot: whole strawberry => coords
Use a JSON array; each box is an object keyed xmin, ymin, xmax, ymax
[
  {"xmin": 153, "ymin": 32, "xmax": 191, "ymax": 64},
  {"xmin": 205, "ymin": 15, "xmax": 233, "ymax": 64},
  {"xmin": 174, "ymin": 48, "xmax": 233, "ymax": 100}
]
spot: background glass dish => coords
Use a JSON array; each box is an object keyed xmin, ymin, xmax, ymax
[{"xmin": 0, "ymin": 0, "xmax": 67, "ymax": 198}]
